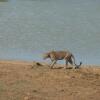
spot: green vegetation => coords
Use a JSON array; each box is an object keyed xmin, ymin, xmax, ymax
[{"xmin": 0, "ymin": 0, "xmax": 8, "ymax": 2}]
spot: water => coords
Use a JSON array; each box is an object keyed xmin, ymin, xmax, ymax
[{"xmin": 0, "ymin": 0, "xmax": 100, "ymax": 65}]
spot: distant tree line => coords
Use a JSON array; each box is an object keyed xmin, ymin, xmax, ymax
[{"xmin": 0, "ymin": 0, "xmax": 8, "ymax": 2}]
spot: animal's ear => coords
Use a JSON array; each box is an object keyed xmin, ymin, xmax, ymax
[
  {"xmin": 51, "ymin": 50, "xmax": 55, "ymax": 53},
  {"xmin": 51, "ymin": 49, "xmax": 55, "ymax": 52}
]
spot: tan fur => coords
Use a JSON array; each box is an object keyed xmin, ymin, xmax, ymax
[{"xmin": 43, "ymin": 50, "xmax": 82, "ymax": 69}]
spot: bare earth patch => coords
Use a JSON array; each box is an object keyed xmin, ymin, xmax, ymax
[{"xmin": 0, "ymin": 60, "xmax": 100, "ymax": 100}]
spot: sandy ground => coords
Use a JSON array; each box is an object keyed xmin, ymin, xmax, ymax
[{"xmin": 0, "ymin": 60, "xmax": 100, "ymax": 100}]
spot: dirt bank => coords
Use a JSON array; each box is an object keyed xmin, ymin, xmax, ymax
[{"xmin": 0, "ymin": 60, "xmax": 100, "ymax": 100}]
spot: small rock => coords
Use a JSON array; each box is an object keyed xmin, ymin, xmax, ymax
[
  {"xmin": 33, "ymin": 90, "xmax": 37, "ymax": 92},
  {"xmin": 24, "ymin": 96, "xmax": 29, "ymax": 100}
]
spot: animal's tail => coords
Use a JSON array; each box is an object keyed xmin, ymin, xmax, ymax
[{"xmin": 71, "ymin": 54, "xmax": 82, "ymax": 69}]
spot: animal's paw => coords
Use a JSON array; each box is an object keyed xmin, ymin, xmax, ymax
[{"xmin": 75, "ymin": 66, "xmax": 80, "ymax": 69}]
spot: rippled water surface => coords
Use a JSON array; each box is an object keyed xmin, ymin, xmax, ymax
[{"xmin": 0, "ymin": 0, "xmax": 100, "ymax": 65}]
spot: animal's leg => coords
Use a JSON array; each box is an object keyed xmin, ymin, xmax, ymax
[
  {"xmin": 50, "ymin": 60, "xmax": 56, "ymax": 69},
  {"xmin": 68, "ymin": 59, "xmax": 73, "ymax": 65},
  {"xmin": 68, "ymin": 58, "xmax": 76, "ymax": 69},
  {"xmin": 64, "ymin": 60, "xmax": 68, "ymax": 69},
  {"xmin": 49, "ymin": 59, "xmax": 54, "ymax": 67}
]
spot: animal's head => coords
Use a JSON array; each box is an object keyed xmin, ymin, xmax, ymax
[
  {"xmin": 43, "ymin": 53, "xmax": 49, "ymax": 60},
  {"xmin": 75, "ymin": 62, "xmax": 82, "ymax": 69}
]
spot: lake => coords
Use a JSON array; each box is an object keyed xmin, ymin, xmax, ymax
[{"xmin": 0, "ymin": 0, "xmax": 100, "ymax": 65}]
